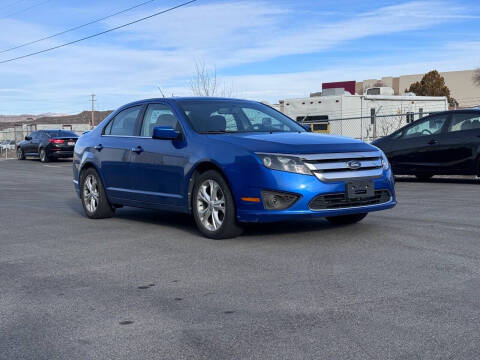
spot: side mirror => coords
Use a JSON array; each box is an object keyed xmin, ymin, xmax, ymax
[
  {"xmin": 302, "ymin": 124, "xmax": 312, "ymax": 132},
  {"xmin": 25, "ymin": 136, "xmax": 32, "ymax": 140},
  {"xmin": 152, "ymin": 126, "xmax": 179, "ymax": 140}
]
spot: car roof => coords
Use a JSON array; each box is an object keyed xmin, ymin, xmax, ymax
[{"xmin": 116, "ymin": 97, "xmax": 259, "ymax": 110}]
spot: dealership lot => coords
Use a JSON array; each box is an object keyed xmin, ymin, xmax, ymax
[{"xmin": 1, "ymin": 159, "xmax": 479, "ymax": 360}]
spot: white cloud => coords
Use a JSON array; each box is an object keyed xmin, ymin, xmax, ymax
[{"xmin": 0, "ymin": 0, "xmax": 476, "ymax": 114}]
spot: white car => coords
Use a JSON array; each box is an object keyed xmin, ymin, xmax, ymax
[{"xmin": 0, "ymin": 140, "xmax": 16, "ymax": 151}]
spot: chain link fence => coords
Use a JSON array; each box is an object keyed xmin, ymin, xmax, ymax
[
  {"xmin": 302, "ymin": 111, "xmax": 433, "ymax": 142},
  {"xmin": 0, "ymin": 111, "xmax": 434, "ymax": 158}
]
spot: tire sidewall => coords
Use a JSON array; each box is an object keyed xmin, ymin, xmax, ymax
[
  {"xmin": 192, "ymin": 170, "xmax": 240, "ymax": 239},
  {"xmin": 80, "ymin": 167, "xmax": 114, "ymax": 219},
  {"xmin": 17, "ymin": 147, "xmax": 24, "ymax": 160},
  {"xmin": 39, "ymin": 148, "xmax": 48, "ymax": 163}
]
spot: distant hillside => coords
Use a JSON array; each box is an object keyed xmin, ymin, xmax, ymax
[{"xmin": 0, "ymin": 110, "xmax": 113, "ymax": 130}]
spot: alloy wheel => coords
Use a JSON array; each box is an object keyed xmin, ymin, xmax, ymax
[
  {"xmin": 83, "ymin": 174, "xmax": 100, "ymax": 213},
  {"xmin": 40, "ymin": 149, "xmax": 46, "ymax": 162},
  {"xmin": 196, "ymin": 179, "xmax": 225, "ymax": 231}
]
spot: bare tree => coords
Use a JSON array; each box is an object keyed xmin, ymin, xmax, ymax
[
  {"xmin": 473, "ymin": 68, "xmax": 480, "ymax": 87},
  {"xmin": 157, "ymin": 86, "xmax": 166, "ymax": 98},
  {"xmin": 189, "ymin": 59, "xmax": 234, "ymax": 97}
]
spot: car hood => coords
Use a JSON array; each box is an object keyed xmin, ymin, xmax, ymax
[{"xmin": 207, "ymin": 132, "xmax": 377, "ymax": 154}]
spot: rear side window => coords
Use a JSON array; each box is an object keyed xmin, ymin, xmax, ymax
[
  {"xmin": 448, "ymin": 113, "xmax": 480, "ymax": 132},
  {"xmin": 140, "ymin": 104, "xmax": 179, "ymax": 137},
  {"xmin": 105, "ymin": 106, "xmax": 142, "ymax": 136}
]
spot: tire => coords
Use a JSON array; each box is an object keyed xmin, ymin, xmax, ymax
[
  {"xmin": 39, "ymin": 148, "xmax": 49, "ymax": 163},
  {"xmin": 326, "ymin": 213, "xmax": 367, "ymax": 225},
  {"xmin": 80, "ymin": 167, "xmax": 115, "ymax": 219},
  {"xmin": 192, "ymin": 170, "xmax": 243, "ymax": 239},
  {"xmin": 17, "ymin": 147, "xmax": 25, "ymax": 160},
  {"xmin": 415, "ymin": 173, "xmax": 433, "ymax": 181}
]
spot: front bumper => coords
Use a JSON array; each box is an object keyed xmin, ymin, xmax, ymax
[{"xmin": 235, "ymin": 168, "xmax": 396, "ymax": 223}]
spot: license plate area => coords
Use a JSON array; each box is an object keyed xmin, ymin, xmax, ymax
[
  {"xmin": 68, "ymin": 141, "xmax": 75, "ymax": 146},
  {"xmin": 346, "ymin": 181, "xmax": 374, "ymax": 199}
]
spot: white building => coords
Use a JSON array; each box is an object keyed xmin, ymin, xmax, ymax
[{"xmin": 275, "ymin": 88, "xmax": 448, "ymax": 139}]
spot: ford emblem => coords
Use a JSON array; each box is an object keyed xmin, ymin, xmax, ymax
[{"xmin": 347, "ymin": 160, "xmax": 362, "ymax": 169}]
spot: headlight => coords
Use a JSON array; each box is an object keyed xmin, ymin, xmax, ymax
[
  {"xmin": 381, "ymin": 151, "xmax": 390, "ymax": 170},
  {"xmin": 256, "ymin": 153, "xmax": 312, "ymax": 175}
]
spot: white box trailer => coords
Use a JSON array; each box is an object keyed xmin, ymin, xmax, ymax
[{"xmin": 277, "ymin": 93, "xmax": 448, "ymax": 139}]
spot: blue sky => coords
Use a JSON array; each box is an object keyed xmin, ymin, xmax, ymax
[{"xmin": 0, "ymin": 0, "xmax": 479, "ymax": 114}]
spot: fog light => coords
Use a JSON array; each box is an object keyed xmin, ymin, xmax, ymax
[{"xmin": 261, "ymin": 191, "xmax": 299, "ymax": 210}]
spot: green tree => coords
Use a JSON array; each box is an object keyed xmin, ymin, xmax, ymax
[{"xmin": 406, "ymin": 70, "xmax": 458, "ymax": 107}]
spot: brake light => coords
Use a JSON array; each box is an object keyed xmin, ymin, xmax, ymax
[{"xmin": 49, "ymin": 139, "xmax": 64, "ymax": 144}]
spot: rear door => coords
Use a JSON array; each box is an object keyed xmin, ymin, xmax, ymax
[
  {"xmin": 442, "ymin": 111, "xmax": 480, "ymax": 174},
  {"xmin": 97, "ymin": 105, "xmax": 144, "ymax": 201},
  {"xmin": 388, "ymin": 113, "xmax": 450, "ymax": 174},
  {"xmin": 129, "ymin": 102, "xmax": 189, "ymax": 207}
]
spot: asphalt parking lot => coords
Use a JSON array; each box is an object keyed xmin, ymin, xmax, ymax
[{"xmin": 1, "ymin": 159, "xmax": 479, "ymax": 360}]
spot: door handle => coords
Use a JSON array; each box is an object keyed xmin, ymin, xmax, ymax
[
  {"xmin": 94, "ymin": 144, "xmax": 103, "ymax": 151},
  {"xmin": 131, "ymin": 146, "xmax": 144, "ymax": 154},
  {"xmin": 428, "ymin": 139, "xmax": 438, "ymax": 145}
]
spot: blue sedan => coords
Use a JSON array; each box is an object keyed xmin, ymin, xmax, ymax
[{"xmin": 73, "ymin": 98, "xmax": 396, "ymax": 239}]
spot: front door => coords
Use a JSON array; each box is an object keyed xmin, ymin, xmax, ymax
[
  {"xmin": 389, "ymin": 113, "xmax": 449, "ymax": 174},
  {"xmin": 130, "ymin": 102, "xmax": 189, "ymax": 207},
  {"xmin": 24, "ymin": 131, "xmax": 39, "ymax": 154},
  {"xmin": 97, "ymin": 105, "xmax": 143, "ymax": 201}
]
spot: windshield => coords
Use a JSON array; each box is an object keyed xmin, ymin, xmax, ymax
[{"xmin": 177, "ymin": 100, "xmax": 305, "ymax": 134}]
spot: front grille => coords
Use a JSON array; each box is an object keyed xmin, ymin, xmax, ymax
[
  {"xmin": 309, "ymin": 190, "xmax": 391, "ymax": 210},
  {"xmin": 300, "ymin": 151, "xmax": 383, "ymax": 182}
]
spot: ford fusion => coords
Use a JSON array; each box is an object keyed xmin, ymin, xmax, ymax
[{"xmin": 73, "ymin": 98, "xmax": 396, "ymax": 239}]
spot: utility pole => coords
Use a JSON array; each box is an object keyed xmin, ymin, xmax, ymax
[{"xmin": 90, "ymin": 94, "xmax": 96, "ymax": 129}]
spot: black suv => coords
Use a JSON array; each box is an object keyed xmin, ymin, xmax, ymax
[
  {"xmin": 17, "ymin": 129, "xmax": 79, "ymax": 162},
  {"xmin": 372, "ymin": 109, "xmax": 480, "ymax": 180}
]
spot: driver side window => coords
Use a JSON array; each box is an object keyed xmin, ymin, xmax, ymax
[{"xmin": 403, "ymin": 114, "xmax": 448, "ymax": 139}]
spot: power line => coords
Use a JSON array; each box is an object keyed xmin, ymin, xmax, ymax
[
  {"xmin": 0, "ymin": 0, "xmax": 162, "ymax": 54},
  {"xmin": 1, "ymin": 0, "xmax": 54, "ymax": 19},
  {"xmin": 0, "ymin": 0, "xmax": 197, "ymax": 65},
  {"xmin": 0, "ymin": 0, "xmax": 29, "ymax": 13}
]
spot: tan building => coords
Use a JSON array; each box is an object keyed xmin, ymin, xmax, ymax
[{"xmin": 358, "ymin": 69, "xmax": 480, "ymax": 108}]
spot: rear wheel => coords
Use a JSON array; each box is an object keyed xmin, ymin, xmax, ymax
[
  {"xmin": 326, "ymin": 213, "xmax": 367, "ymax": 225},
  {"xmin": 80, "ymin": 168, "xmax": 115, "ymax": 219},
  {"xmin": 192, "ymin": 170, "xmax": 243, "ymax": 239},
  {"xmin": 17, "ymin": 147, "xmax": 25, "ymax": 160},
  {"xmin": 39, "ymin": 148, "xmax": 49, "ymax": 163},
  {"xmin": 415, "ymin": 173, "xmax": 433, "ymax": 181}
]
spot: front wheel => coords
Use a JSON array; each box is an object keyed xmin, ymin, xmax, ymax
[
  {"xmin": 326, "ymin": 213, "xmax": 367, "ymax": 225},
  {"xmin": 39, "ymin": 148, "xmax": 49, "ymax": 163},
  {"xmin": 17, "ymin": 147, "xmax": 25, "ymax": 160},
  {"xmin": 80, "ymin": 168, "xmax": 115, "ymax": 219},
  {"xmin": 192, "ymin": 170, "xmax": 243, "ymax": 239}
]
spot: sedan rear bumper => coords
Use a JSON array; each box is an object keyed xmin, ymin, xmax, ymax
[{"xmin": 49, "ymin": 150, "xmax": 74, "ymax": 158}]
